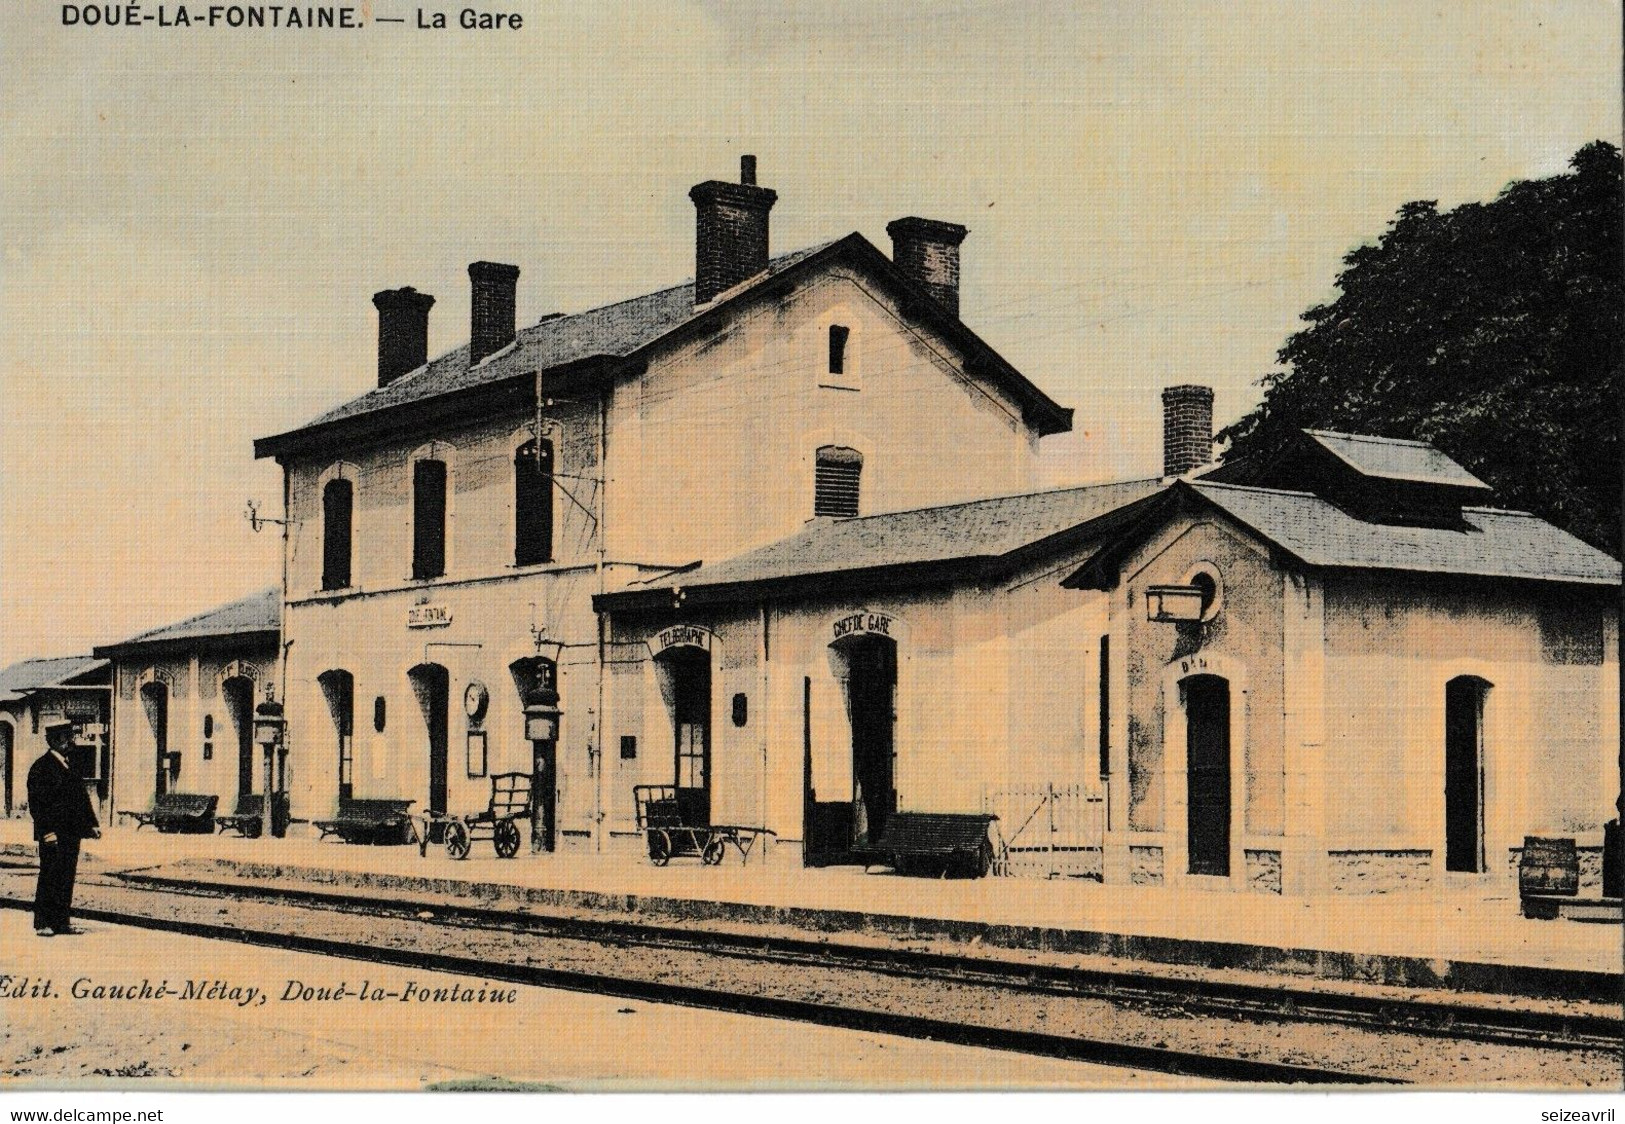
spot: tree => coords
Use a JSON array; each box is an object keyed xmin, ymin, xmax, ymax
[{"xmin": 1219, "ymin": 141, "xmax": 1622, "ymax": 553}]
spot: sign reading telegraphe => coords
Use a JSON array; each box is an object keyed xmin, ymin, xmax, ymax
[
  {"xmin": 649, "ymin": 625, "xmax": 714, "ymax": 658},
  {"xmin": 407, "ymin": 603, "xmax": 452, "ymax": 629},
  {"xmin": 832, "ymin": 612, "xmax": 895, "ymax": 641}
]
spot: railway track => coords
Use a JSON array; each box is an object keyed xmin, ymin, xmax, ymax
[
  {"xmin": 106, "ymin": 867, "xmax": 1622, "ymax": 1054},
  {"xmin": 4, "ymin": 866, "xmax": 1619, "ymax": 1086}
]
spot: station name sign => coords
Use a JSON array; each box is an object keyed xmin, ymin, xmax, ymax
[
  {"xmin": 407, "ymin": 603, "xmax": 452, "ymax": 629},
  {"xmin": 832, "ymin": 612, "xmax": 895, "ymax": 641},
  {"xmin": 650, "ymin": 625, "xmax": 714, "ymax": 657}
]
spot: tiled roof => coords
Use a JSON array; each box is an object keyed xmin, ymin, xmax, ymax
[
  {"xmin": 96, "ymin": 588, "xmax": 281, "ymax": 655},
  {"xmin": 302, "ymin": 242, "xmax": 834, "ymax": 431},
  {"xmin": 257, "ymin": 234, "xmax": 1074, "ymax": 456},
  {"xmin": 1303, "ymin": 430, "xmax": 1490, "ymax": 490},
  {"xmin": 1192, "ymin": 483, "xmax": 1620, "ymax": 585},
  {"xmin": 0, "ymin": 655, "xmax": 108, "ymax": 701},
  {"xmin": 606, "ymin": 479, "xmax": 1165, "ymax": 604}
]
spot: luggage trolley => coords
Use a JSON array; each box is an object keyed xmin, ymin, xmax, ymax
[
  {"xmin": 633, "ymin": 784, "xmax": 775, "ymax": 865},
  {"xmin": 420, "ymin": 772, "xmax": 534, "ymax": 860}
]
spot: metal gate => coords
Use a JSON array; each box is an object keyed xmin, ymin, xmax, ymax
[{"xmin": 982, "ymin": 783, "xmax": 1105, "ymax": 879}]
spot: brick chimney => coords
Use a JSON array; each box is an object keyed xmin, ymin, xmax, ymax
[
  {"xmin": 468, "ymin": 261, "xmax": 521, "ymax": 366},
  {"xmin": 1162, "ymin": 385, "xmax": 1215, "ymax": 477},
  {"xmin": 886, "ymin": 217, "xmax": 969, "ymax": 317},
  {"xmin": 689, "ymin": 156, "xmax": 777, "ymax": 306},
  {"xmin": 372, "ymin": 287, "xmax": 435, "ymax": 388}
]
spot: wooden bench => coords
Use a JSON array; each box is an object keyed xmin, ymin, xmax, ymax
[
  {"xmin": 878, "ymin": 811, "xmax": 997, "ymax": 878},
  {"xmin": 314, "ymin": 798, "xmax": 415, "ymax": 845},
  {"xmin": 216, "ymin": 794, "xmax": 266, "ymax": 838},
  {"xmin": 1520, "ymin": 835, "xmax": 1623, "ymax": 922},
  {"xmin": 116, "ymin": 793, "xmax": 219, "ymax": 834}
]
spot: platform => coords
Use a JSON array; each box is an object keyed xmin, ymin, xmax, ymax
[{"xmin": 2, "ymin": 818, "xmax": 1619, "ymax": 1001}]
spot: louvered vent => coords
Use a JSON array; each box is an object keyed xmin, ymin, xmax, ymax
[{"xmin": 814, "ymin": 447, "xmax": 862, "ymax": 518}]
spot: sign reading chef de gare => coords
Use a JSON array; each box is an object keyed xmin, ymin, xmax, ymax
[{"xmin": 832, "ymin": 612, "xmax": 896, "ymax": 641}]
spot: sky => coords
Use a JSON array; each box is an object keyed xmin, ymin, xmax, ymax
[{"xmin": 0, "ymin": 0, "xmax": 1618, "ymax": 667}]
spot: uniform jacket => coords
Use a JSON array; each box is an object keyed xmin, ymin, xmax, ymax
[{"xmin": 27, "ymin": 751, "xmax": 100, "ymax": 843}]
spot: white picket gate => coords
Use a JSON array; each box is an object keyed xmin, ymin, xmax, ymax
[{"xmin": 981, "ymin": 783, "xmax": 1105, "ymax": 879}]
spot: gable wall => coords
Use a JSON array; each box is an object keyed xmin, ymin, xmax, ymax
[{"xmin": 606, "ymin": 266, "xmax": 1044, "ymax": 566}]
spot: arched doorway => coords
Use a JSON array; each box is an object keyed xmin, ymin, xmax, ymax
[
  {"xmin": 222, "ymin": 676, "xmax": 256, "ymax": 802},
  {"xmin": 141, "ymin": 681, "xmax": 171, "ymax": 796},
  {"xmin": 319, "ymin": 670, "xmax": 355, "ymax": 803},
  {"xmin": 1183, "ymin": 674, "xmax": 1231, "ymax": 877},
  {"xmin": 840, "ymin": 634, "xmax": 897, "ymax": 849},
  {"xmin": 0, "ymin": 721, "xmax": 13, "ymax": 816},
  {"xmin": 656, "ymin": 647, "xmax": 712, "ymax": 827},
  {"xmin": 1445, "ymin": 676, "xmax": 1490, "ymax": 874},
  {"xmin": 408, "ymin": 663, "xmax": 450, "ymax": 815}
]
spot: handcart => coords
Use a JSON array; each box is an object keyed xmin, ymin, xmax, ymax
[
  {"xmin": 633, "ymin": 784, "xmax": 776, "ymax": 866},
  {"xmin": 419, "ymin": 772, "xmax": 533, "ymax": 860}
]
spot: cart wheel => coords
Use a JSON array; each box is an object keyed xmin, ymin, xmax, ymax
[
  {"xmin": 243, "ymin": 820, "xmax": 262, "ymax": 840},
  {"xmin": 493, "ymin": 820, "xmax": 521, "ymax": 859},
  {"xmin": 702, "ymin": 837, "xmax": 727, "ymax": 866},
  {"xmin": 648, "ymin": 830, "xmax": 671, "ymax": 866},
  {"xmin": 444, "ymin": 821, "xmax": 471, "ymax": 860}
]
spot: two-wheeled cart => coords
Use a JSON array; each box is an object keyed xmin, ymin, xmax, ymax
[
  {"xmin": 633, "ymin": 784, "xmax": 776, "ymax": 866},
  {"xmin": 418, "ymin": 772, "xmax": 533, "ymax": 860}
]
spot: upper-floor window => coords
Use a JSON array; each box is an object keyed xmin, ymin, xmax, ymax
[
  {"xmin": 828, "ymin": 325, "xmax": 850, "ymax": 375},
  {"xmin": 514, "ymin": 438, "xmax": 554, "ymax": 566},
  {"xmin": 321, "ymin": 478, "xmax": 353, "ymax": 590},
  {"xmin": 814, "ymin": 446, "xmax": 862, "ymax": 518},
  {"xmin": 412, "ymin": 459, "xmax": 447, "ymax": 580}
]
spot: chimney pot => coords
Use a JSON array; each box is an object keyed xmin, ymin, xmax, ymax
[
  {"xmin": 887, "ymin": 216, "xmax": 969, "ymax": 318},
  {"xmin": 372, "ymin": 286, "xmax": 435, "ymax": 388},
  {"xmin": 690, "ymin": 160, "xmax": 778, "ymax": 306},
  {"xmin": 468, "ymin": 261, "xmax": 521, "ymax": 366},
  {"xmin": 1161, "ymin": 385, "xmax": 1215, "ymax": 477}
]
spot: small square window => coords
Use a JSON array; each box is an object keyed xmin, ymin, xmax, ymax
[{"xmin": 620, "ymin": 735, "xmax": 637, "ymax": 760}]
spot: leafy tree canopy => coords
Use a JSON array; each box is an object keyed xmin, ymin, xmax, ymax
[{"xmin": 1220, "ymin": 141, "xmax": 1622, "ymax": 553}]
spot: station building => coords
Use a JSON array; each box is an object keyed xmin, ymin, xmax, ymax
[
  {"xmin": 96, "ymin": 588, "xmax": 281, "ymax": 821},
  {"xmin": 595, "ymin": 408, "xmax": 1621, "ymax": 894},
  {"xmin": 238, "ymin": 158, "xmax": 1619, "ymax": 894},
  {"xmin": 0, "ymin": 655, "xmax": 110, "ymax": 818},
  {"xmin": 251, "ymin": 159, "xmax": 1070, "ymax": 851}
]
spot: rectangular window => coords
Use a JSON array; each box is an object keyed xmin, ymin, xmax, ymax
[
  {"xmin": 412, "ymin": 459, "xmax": 447, "ymax": 580},
  {"xmin": 828, "ymin": 324, "xmax": 850, "ymax": 375},
  {"xmin": 514, "ymin": 439, "xmax": 554, "ymax": 566},
  {"xmin": 322, "ymin": 478, "xmax": 353, "ymax": 590}
]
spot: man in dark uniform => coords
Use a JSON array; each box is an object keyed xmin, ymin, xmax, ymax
[{"xmin": 28, "ymin": 720, "xmax": 100, "ymax": 936}]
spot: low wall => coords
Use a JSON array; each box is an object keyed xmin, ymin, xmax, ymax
[{"xmin": 1327, "ymin": 850, "xmax": 1434, "ymax": 894}]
